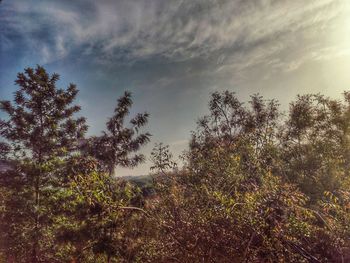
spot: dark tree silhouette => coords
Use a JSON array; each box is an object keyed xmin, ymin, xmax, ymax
[
  {"xmin": 150, "ymin": 142, "xmax": 177, "ymax": 174},
  {"xmin": 85, "ymin": 91, "xmax": 151, "ymax": 176}
]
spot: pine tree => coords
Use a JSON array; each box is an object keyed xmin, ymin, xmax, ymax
[
  {"xmin": 0, "ymin": 65, "xmax": 88, "ymax": 262},
  {"xmin": 85, "ymin": 91, "xmax": 151, "ymax": 176}
]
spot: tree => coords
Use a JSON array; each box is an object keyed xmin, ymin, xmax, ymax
[
  {"xmin": 55, "ymin": 163, "xmax": 145, "ymax": 263},
  {"xmin": 0, "ymin": 65, "xmax": 87, "ymax": 262},
  {"xmin": 281, "ymin": 93, "xmax": 350, "ymax": 202},
  {"xmin": 150, "ymin": 143, "xmax": 177, "ymax": 174},
  {"xmin": 2, "ymin": 69, "xmax": 350, "ymax": 262},
  {"xmin": 190, "ymin": 91, "xmax": 280, "ymax": 186},
  {"xmin": 141, "ymin": 90, "xmax": 350, "ymax": 262},
  {"xmin": 85, "ymin": 91, "xmax": 151, "ymax": 176}
]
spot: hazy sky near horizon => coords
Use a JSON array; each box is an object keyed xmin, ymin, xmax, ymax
[{"xmin": 1, "ymin": 0, "xmax": 350, "ymax": 175}]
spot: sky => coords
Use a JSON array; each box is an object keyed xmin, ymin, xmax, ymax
[{"xmin": 1, "ymin": 0, "xmax": 350, "ymax": 176}]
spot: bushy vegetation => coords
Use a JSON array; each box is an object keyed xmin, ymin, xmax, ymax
[{"xmin": 1, "ymin": 66, "xmax": 350, "ymax": 262}]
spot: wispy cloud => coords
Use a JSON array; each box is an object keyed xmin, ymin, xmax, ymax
[
  {"xmin": 1, "ymin": 0, "xmax": 349, "ymax": 69},
  {"xmin": 1, "ymin": 0, "xmax": 345, "ymax": 60}
]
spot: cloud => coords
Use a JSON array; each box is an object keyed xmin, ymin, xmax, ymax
[{"xmin": 1, "ymin": 0, "xmax": 349, "ymax": 71}]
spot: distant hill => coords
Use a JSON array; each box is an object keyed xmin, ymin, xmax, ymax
[
  {"xmin": 122, "ymin": 175, "xmax": 153, "ymax": 187},
  {"xmin": 122, "ymin": 175, "xmax": 155, "ymax": 196}
]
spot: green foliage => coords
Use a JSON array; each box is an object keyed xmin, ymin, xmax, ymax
[
  {"xmin": 53, "ymin": 167, "xmax": 144, "ymax": 262},
  {"xmin": 0, "ymin": 66, "xmax": 87, "ymax": 160},
  {"xmin": 150, "ymin": 143, "xmax": 177, "ymax": 174},
  {"xmin": 140, "ymin": 91, "xmax": 350, "ymax": 262},
  {"xmin": 1, "ymin": 68, "xmax": 350, "ymax": 262},
  {"xmin": 0, "ymin": 66, "xmax": 88, "ymax": 262},
  {"xmin": 280, "ymin": 93, "xmax": 350, "ymax": 203},
  {"xmin": 84, "ymin": 91, "xmax": 151, "ymax": 176}
]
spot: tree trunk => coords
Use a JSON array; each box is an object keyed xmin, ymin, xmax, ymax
[
  {"xmin": 32, "ymin": 159, "xmax": 42, "ymax": 263},
  {"xmin": 32, "ymin": 172, "xmax": 40, "ymax": 263}
]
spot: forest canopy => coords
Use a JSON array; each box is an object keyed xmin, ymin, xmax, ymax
[{"xmin": 1, "ymin": 66, "xmax": 350, "ymax": 262}]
